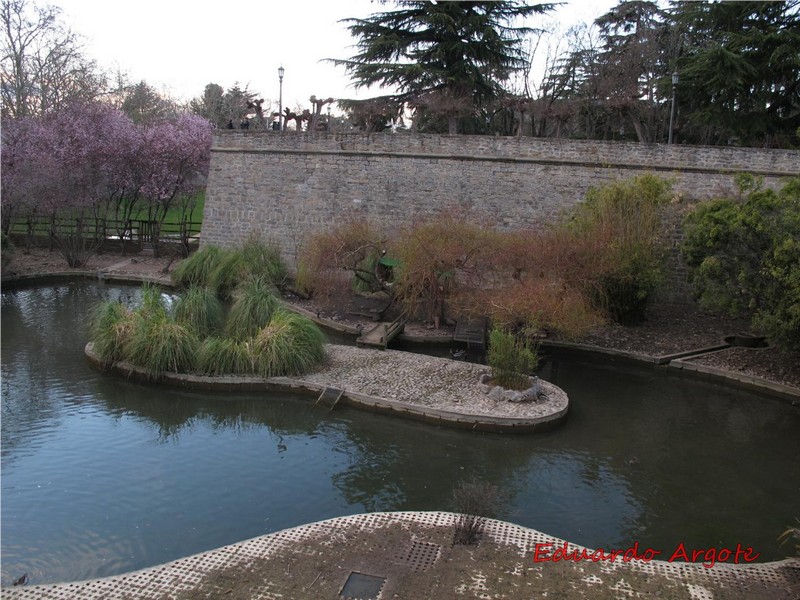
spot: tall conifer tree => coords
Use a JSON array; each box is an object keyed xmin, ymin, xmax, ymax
[{"xmin": 332, "ymin": 0, "xmax": 552, "ymax": 133}]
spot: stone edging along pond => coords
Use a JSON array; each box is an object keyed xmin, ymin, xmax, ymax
[
  {"xmin": 6, "ymin": 271, "xmax": 798, "ymax": 404},
  {"xmin": 83, "ymin": 343, "xmax": 569, "ymax": 433}
]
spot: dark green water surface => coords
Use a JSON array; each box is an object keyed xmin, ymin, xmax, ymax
[{"xmin": 2, "ymin": 281, "xmax": 799, "ymax": 585}]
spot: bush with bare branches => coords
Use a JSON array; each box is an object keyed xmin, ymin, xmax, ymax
[
  {"xmin": 451, "ymin": 478, "xmax": 502, "ymax": 546},
  {"xmin": 391, "ymin": 214, "xmax": 497, "ymax": 325},
  {"xmin": 295, "ymin": 175, "xmax": 671, "ymax": 334},
  {"xmin": 296, "ymin": 218, "xmax": 388, "ymax": 299}
]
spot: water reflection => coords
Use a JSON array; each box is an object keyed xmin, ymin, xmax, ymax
[{"xmin": 2, "ymin": 282, "xmax": 799, "ymax": 586}]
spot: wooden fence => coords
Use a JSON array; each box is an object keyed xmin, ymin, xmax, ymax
[{"xmin": 5, "ymin": 216, "xmax": 202, "ymax": 256}]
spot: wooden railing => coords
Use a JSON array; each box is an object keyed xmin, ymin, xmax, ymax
[{"xmin": 6, "ymin": 216, "xmax": 202, "ymax": 255}]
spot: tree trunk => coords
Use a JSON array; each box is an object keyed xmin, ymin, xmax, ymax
[{"xmin": 448, "ymin": 115, "xmax": 458, "ymax": 134}]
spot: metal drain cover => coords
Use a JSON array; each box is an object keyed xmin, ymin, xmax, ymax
[
  {"xmin": 340, "ymin": 571, "xmax": 386, "ymax": 600},
  {"xmin": 399, "ymin": 540, "xmax": 441, "ymax": 572}
]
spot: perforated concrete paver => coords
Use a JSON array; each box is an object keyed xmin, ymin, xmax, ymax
[{"xmin": 3, "ymin": 512, "xmax": 798, "ymax": 599}]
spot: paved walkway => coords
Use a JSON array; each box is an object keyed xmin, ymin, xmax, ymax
[{"xmin": 3, "ymin": 512, "xmax": 797, "ymax": 599}]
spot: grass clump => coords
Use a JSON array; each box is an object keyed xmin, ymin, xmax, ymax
[
  {"xmin": 207, "ymin": 249, "xmax": 249, "ymax": 300},
  {"xmin": 487, "ymin": 327, "xmax": 539, "ymax": 390},
  {"xmin": 173, "ymin": 285, "xmax": 224, "ymax": 337},
  {"xmin": 206, "ymin": 237, "xmax": 287, "ymax": 300},
  {"xmin": 171, "ymin": 245, "xmax": 225, "ymax": 289},
  {"xmin": 225, "ymin": 277, "xmax": 280, "ymax": 341},
  {"xmin": 779, "ymin": 518, "xmax": 800, "ymax": 557},
  {"xmin": 173, "ymin": 238, "xmax": 286, "ymax": 300},
  {"xmin": 89, "ymin": 301, "xmax": 134, "ymax": 362},
  {"xmin": 89, "ymin": 286, "xmax": 324, "ymax": 379},
  {"xmin": 90, "ymin": 236, "xmax": 325, "ymax": 380},
  {"xmin": 138, "ymin": 282, "xmax": 169, "ymax": 322},
  {"xmin": 240, "ymin": 235, "xmax": 288, "ymax": 289},
  {"xmin": 251, "ymin": 309, "xmax": 326, "ymax": 377},
  {"xmin": 125, "ymin": 316, "xmax": 198, "ymax": 378},
  {"xmin": 196, "ymin": 337, "xmax": 250, "ymax": 376}
]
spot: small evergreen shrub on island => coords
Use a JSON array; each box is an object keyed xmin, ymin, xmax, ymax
[{"xmin": 487, "ymin": 327, "xmax": 539, "ymax": 390}]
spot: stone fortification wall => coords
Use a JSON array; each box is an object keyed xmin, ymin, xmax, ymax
[{"xmin": 202, "ymin": 131, "xmax": 797, "ymax": 299}]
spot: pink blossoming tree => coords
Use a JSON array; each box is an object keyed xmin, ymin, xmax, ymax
[{"xmin": 1, "ymin": 102, "xmax": 211, "ymax": 266}]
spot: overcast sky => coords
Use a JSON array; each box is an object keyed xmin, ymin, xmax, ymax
[{"xmin": 58, "ymin": 0, "xmax": 615, "ymax": 112}]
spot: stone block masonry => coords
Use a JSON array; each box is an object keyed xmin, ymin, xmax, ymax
[{"xmin": 202, "ymin": 131, "xmax": 797, "ymax": 299}]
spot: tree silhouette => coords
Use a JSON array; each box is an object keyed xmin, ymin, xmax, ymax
[{"xmin": 331, "ymin": 0, "xmax": 552, "ymax": 134}]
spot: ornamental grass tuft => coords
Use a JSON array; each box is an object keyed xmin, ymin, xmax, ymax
[
  {"xmin": 138, "ymin": 282, "xmax": 169, "ymax": 322},
  {"xmin": 196, "ymin": 337, "xmax": 250, "ymax": 376},
  {"xmin": 206, "ymin": 238, "xmax": 287, "ymax": 299},
  {"xmin": 171, "ymin": 245, "xmax": 225, "ymax": 289},
  {"xmin": 173, "ymin": 285, "xmax": 224, "ymax": 338},
  {"xmin": 225, "ymin": 277, "xmax": 280, "ymax": 341},
  {"xmin": 251, "ymin": 308, "xmax": 326, "ymax": 377},
  {"xmin": 89, "ymin": 301, "xmax": 134, "ymax": 362},
  {"xmin": 240, "ymin": 235, "xmax": 288, "ymax": 289},
  {"xmin": 207, "ymin": 249, "xmax": 248, "ymax": 300},
  {"xmin": 125, "ymin": 315, "xmax": 198, "ymax": 378}
]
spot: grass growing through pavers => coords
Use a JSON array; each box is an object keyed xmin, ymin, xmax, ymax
[{"xmin": 174, "ymin": 521, "xmax": 794, "ymax": 600}]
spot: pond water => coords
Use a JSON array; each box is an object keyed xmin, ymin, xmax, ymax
[{"xmin": 2, "ymin": 281, "xmax": 799, "ymax": 585}]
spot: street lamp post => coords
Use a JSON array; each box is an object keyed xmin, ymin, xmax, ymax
[
  {"xmin": 278, "ymin": 65, "xmax": 285, "ymax": 131},
  {"xmin": 668, "ymin": 71, "xmax": 678, "ymax": 144}
]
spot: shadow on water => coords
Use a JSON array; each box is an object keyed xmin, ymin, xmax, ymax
[{"xmin": 2, "ymin": 281, "xmax": 799, "ymax": 585}]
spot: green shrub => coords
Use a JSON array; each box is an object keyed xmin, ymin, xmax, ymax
[
  {"xmin": 593, "ymin": 253, "xmax": 663, "ymax": 325},
  {"xmin": 171, "ymin": 245, "xmax": 225, "ymax": 289},
  {"xmin": 89, "ymin": 301, "xmax": 134, "ymax": 362},
  {"xmin": 225, "ymin": 277, "xmax": 280, "ymax": 341},
  {"xmin": 487, "ymin": 327, "xmax": 539, "ymax": 390},
  {"xmin": 683, "ymin": 175, "xmax": 800, "ymax": 349},
  {"xmin": 250, "ymin": 308, "xmax": 326, "ymax": 377},
  {"xmin": 569, "ymin": 174, "xmax": 671, "ymax": 324},
  {"xmin": 196, "ymin": 337, "xmax": 250, "ymax": 376},
  {"xmin": 173, "ymin": 285, "xmax": 224, "ymax": 337}
]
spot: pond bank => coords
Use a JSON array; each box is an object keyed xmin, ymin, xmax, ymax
[
  {"xmin": 4, "ymin": 249, "xmax": 800, "ymax": 389},
  {"xmin": 84, "ymin": 342, "xmax": 569, "ymax": 433}
]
